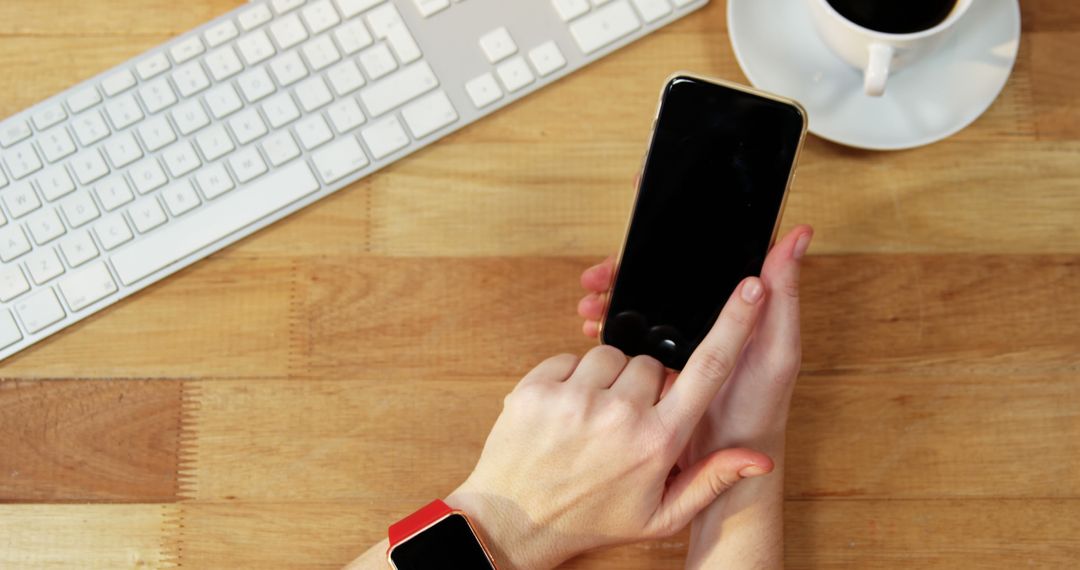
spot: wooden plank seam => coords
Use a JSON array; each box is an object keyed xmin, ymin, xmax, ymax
[{"xmin": 163, "ymin": 380, "xmax": 202, "ymax": 566}]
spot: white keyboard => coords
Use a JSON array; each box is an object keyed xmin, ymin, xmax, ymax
[{"xmin": 0, "ymin": 0, "xmax": 707, "ymax": 361}]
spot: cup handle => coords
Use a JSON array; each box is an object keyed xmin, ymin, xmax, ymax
[{"xmin": 864, "ymin": 43, "xmax": 894, "ymax": 97}]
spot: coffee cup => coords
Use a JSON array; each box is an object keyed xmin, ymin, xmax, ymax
[{"xmin": 806, "ymin": 0, "xmax": 973, "ymax": 96}]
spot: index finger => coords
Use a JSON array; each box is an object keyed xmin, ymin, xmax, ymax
[
  {"xmin": 581, "ymin": 256, "xmax": 614, "ymax": 293},
  {"xmin": 655, "ymin": 277, "xmax": 765, "ymax": 445}
]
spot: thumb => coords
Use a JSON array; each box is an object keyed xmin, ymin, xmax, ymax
[{"xmin": 647, "ymin": 448, "xmax": 773, "ymax": 537}]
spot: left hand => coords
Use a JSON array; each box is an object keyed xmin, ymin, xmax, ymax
[{"xmin": 446, "ymin": 277, "xmax": 775, "ymax": 569}]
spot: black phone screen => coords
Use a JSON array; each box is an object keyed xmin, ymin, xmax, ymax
[
  {"xmin": 388, "ymin": 514, "xmax": 496, "ymax": 569},
  {"xmin": 601, "ymin": 76, "xmax": 805, "ymax": 370}
]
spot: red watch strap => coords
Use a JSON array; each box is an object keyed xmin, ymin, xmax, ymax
[{"xmin": 388, "ymin": 499, "xmax": 454, "ymax": 547}]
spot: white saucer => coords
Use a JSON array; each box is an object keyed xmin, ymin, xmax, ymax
[{"xmin": 727, "ymin": 0, "xmax": 1021, "ymax": 150}]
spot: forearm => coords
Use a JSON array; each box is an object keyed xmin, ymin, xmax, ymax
[
  {"xmin": 685, "ymin": 437, "xmax": 786, "ymax": 570},
  {"xmin": 343, "ymin": 539, "xmax": 389, "ymax": 570}
]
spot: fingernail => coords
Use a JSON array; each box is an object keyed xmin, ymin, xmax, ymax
[
  {"xmin": 739, "ymin": 465, "xmax": 768, "ymax": 478},
  {"xmin": 793, "ymin": 232, "xmax": 813, "ymax": 260},
  {"xmin": 741, "ymin": 278, "xmax": 764, "ymax": 304}
]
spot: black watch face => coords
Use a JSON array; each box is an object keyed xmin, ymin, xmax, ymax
[{"xmin": 388, "ymin": 514, "xmax": 496, "ymax": 569}]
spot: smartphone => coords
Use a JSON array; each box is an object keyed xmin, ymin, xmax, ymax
[{"xmin": 600, "ymin": 75, "xmax": 807, "ymax": 370}]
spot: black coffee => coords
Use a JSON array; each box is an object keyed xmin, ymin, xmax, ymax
[{"xmin": 825, "ymin": 0, "xmax": 958, "ymax": 34}]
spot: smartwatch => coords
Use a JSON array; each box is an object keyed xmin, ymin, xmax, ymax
[{"xmin": 387, "ymin": 499, "xmax": 498, "ymax": 569}]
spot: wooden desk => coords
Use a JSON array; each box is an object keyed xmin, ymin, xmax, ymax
[{"xmin": 1, "ymin": 1, "xmax": 1077, "ymax": 567}]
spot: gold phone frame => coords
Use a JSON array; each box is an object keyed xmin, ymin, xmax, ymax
[{"xmin": 597, "ymin": 73, "xmax": 809, "ymax": 345}]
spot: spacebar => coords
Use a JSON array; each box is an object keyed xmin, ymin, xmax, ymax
[{"xmin": 111, "ymin": 161, "xmax": 320, "ymax": 286}]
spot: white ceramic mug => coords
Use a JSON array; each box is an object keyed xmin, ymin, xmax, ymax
[{"xmin": 806, "ymin": 0, "xmax": 973, "ymax": 97}]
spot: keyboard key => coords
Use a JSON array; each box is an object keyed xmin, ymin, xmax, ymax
[
  {"xmin": 360, "ymin": 61, "xmax": 438, "ymax": 117},
  {"xmin": 94, "ymin": 176, "xmax": 135, "ymax": 211},
  {"xmin": 111, "ymin": 161, "xmax": 320, "ymax": 285},
  {"xmin": 465, "ymin": 72, "xmax": 502, "ymax": 108},
  {"xmin": 205, "ymin": 20, "xmax": 240, "ymax": 47},
  {"xmin": 0, "ymin": 120, "xmax": 32, "ymax": 147},
  {"xmin": 302, "ymin": 0, "xmax": 341, "ymax": 34},
  {"xmin": 60, "ymin": 192, "xmax": 101, "ymax": 227},
  {"xmin": 15, "ymin": 288, "xmax": 65, "ymax": 334},
  {"xmin": 170, "ymin": 36, "xmax": 205, "ymax": 64},
  {"xmin": 101, "ymin": 69, "xmax": 136, "ymax": 96},
  {"xmin": 270, "ymin": 50, "xmax": 310, "ymax": 86},
  {"xmin": 139, "ymin": 78, "xmax": 178, "ymax": 114},
  {"xmin": 336, "ymin": 0, "xmax": 382, "ymax": 18},
  {"xmin": 569, "ymin": 0, "xmax": 641, "ymax": 54},
  {"xmin": 26, "ymin": 248, "xmax": 65, "ymax": 285},
  {"xmin": 295, "ymin": 115, "xmax": 334, "ymax": 149},
  {"xmin": 361, "ymin": 116, "xmax": 409, "ymax": 160},
  {"xmin": 173, "ymin": 62, "xmax": 211, "ymax": 97},
  {"xmin": 262, "ymin": 93, "xmax": 301, "ymax": 128},
  {"xmin": 0, "ymin": 168, "xmax": 5, "ymax": 189},
  {"xmin": 3, "ymin": 182, "xmax": 41, "ymax": 218},
  {"xmin": 58, "ymin": 261, "xmax": 118, "ymax": 312},
  {"xmin": 0, "ymin": 310, "xmax": 21, "ymax": 349},
  {"xmin": 129, "ymin": 158, "xmax": 169, "ymax": 194},
  {"xmin": 71, "ymin": 149, "xmax": 110, "ymax": 185},
  {"xmin": 270, "ymin": 14, "xmax": 309, "ymax": 50},
  {"xmin": 496, "ymin": 56, "xmax": 535, "ymax": 92},
  {"xmin": 479, "ymin": 27, "xmax": 517, "ymax": 64},
  {"xmin": 205, "ymin": 45, "xmax": 244, "ymax": 81},
  {"xmin": 272, "ymin": 0, "xmax": 305, "ymax": 14},
  {"xmin": 413, "ymin": 0, "xmax": 450, "ymax": 18},
  {"xmin": 358, "ymin": 43, "xmax": 398, "ymax": 80},
  {"xmin": 105, "ymin": 93, "xmax": 144, "ymax": 130},
  {"xmin": 103, "ymin": 131, "xmax": 143, "ymax": 168},
  {"xmin": 230, "ymin": 107, "xmax": 271, "ymax": 143},
  {"xmin": 237, "ymin": 29, "xmax": 277, "ymax": 65},
  {"xmin": 528, "ymin": 41, "xmax": 567, "ymax": 76},
  {"xmin": 295, "ymin": 76, "xmax": 333, "ymax": 112},
  {"xmin": 32, "ymin": 104, "xmax": 67, "ymax": 131},
  {"xmin": 0, "ymin": 266, "xmax": 30, "ymax": 302},
  {"xmin": 38, "ymin": 126, "xmax": 77, "ymax": 163},
  {"xmin": 129, "ymin": 198, "xmax": 169, "ymax": 232},
  {"xmin": 204, "ymin": 84, "xmax": 244, "ymax": 119},
  {"xmin": 327, "ymin": 97, "xmax": 366, "ymax": 132},
  {"xmin": 402, "ymin": 90, "xmax": 458, "ymax": 138},
  {"xmin": 138, "ymin": 115, "xmax": 178, "ymax": 153},
  {"xmin": 59, "ymin": 230, "xmax": 99, "ymax": 267},
  {"xmin": 552, "ymin": 0, "xmax": 589, "ymax": 20},
  {"xmin": 67, "ymin": 86, "xmax": 103, "ymax": 114},
  {"xmin": 367, "ymin": 4, "xmax": 421, "ymax": 62},
  {"xmin": 135, "ymin": 52, "xmax": 171, "ymax": 80},
  {"xmin": 94, "ymin": 214, "xmax": 134, "ymax": 250},
  {"xmin": 25, "ymin": 208, "xmax": 65, "ymax": 244},
  {"xmin": 0, "ymin": 225, "xmax": 31, "ymax": 261},
  {"xmin": 162, "ymin": 141, "xmax": 201, "ymax": 177},
  {"xmin": 72, "ymin": 111, "xmax": 110, "ymax": 146},
  {"xmin": 631, "ymin": 0, "xmax": 671, "ymax": 22},
  {"xmin": 4, "ymin": 141, "xmax": 43, "ymax": 179},
  {"xmin": 195, "ymin": 163, "xmax": 235, "ymax": 200},
  {"xmin": 36, "ymin": 166, "xmax": 76, "ymax": 201},
  {"xmin": 262, "ymin": 131, "xmax": 301, "ymax": 166},
  {"xmin": 327, "ymin": 60, "xmax": 366, "ymax": 96},
  {"xmin": 196, "ymin": 124, "xmax": 236, "ymax": 161},
  {"xmin": 162, "ymin": 180, "xmax": 202, "ymax": 217},
  {"xmin": 229, "ymin": 148, "xmax": 268, "ymax": 183},
  {"xmin": 302, "ymin": 35, "xmax": 342, "ymax": 71},
  {"xmin": 171, "ymin": 100, "xmax": 211, "ymax": 136},
  {"xmin": 238, "ymin": 4, "xmax": 273, "ymax": 30},
  {"xmin": 238, "ymin": 67, "xmax": 276, "ymax": 103},
  {"xmin": 334, "ymin": 20, "xmax": 373, "ymax": 55}
]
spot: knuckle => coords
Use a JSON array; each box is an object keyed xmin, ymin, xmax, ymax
[
  {"xmin": 693, "ymin": 349, "xmax": 736, "ymax": 382},
  {"xmin": 725, "ymin": 306, "xmax": 753, "ymax": 328},
  {"xmin": 589, "ymin": 344, "xmax": 629, "ymax": 364},
  {"xmin": 780, "ymin": 278, "xmax": 801, "ymax": 300},
  {"xmin": 599, "ymin": 395, "xmax": 640, "ymax": 427},
  {"xmin": 631, "ymin": 354, "xmax": 664, "ymax": 375}
]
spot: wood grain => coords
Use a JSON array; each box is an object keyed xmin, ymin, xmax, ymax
[
  {"xmin": 1, "ymin": 0, "xmax": 1078, "ymax": 567},
  {"xmin": 0, "ymin": 504, "xmax": 177, "ymax": 569},
  {"xmin": 0, "ymin": 380, "xmax": 185, "ymax": 503}
]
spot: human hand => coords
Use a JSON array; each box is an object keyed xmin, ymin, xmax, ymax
[
  {"xmin": 446, "ymin": 277, "xmax": 776, "ymax": 570},
  {"xmin": 578, "ymin": 225, "xmax": 812, "ymax": 569},
  {"xmin": 578, "ymin": 225, "xmax": 812, "ymax": 457}
]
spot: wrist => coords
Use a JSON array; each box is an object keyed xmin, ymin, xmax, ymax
[{"xmin": 445, "ymin": 483, "xmax": 566, "ymax": 570}]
